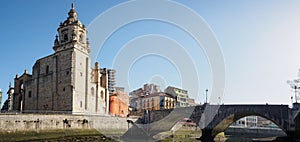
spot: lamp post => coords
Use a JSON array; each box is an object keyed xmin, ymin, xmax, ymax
[
  {"xmin": 205, "ymin": 89, "xmax": 208, "ymax": 104},
  {"xmin": 294, "ymin": 86, "xmax": 298, "ymax": 103},
  {"xmin": 287, "ymin": 79, "xmax": 300, "ymax": 104}
]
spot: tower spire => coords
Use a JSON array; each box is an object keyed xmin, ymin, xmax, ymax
[{"xmin": 67, "ymin": 3, "xmax": 77, "ymax": 19}]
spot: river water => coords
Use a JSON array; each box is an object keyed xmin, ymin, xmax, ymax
[
  {"xmin": 28, "ymin": 135, "xmax": 292, "ymax": 142},
  {"xmin": 216, "ymin": 135, "xmax": 294, "ymax": 142}
]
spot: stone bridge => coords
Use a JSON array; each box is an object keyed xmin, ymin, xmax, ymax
[
  {"xmin": 199, "ymin": 104, "xmax": 297, "ymax": 141},
  {"xmin": 122, "ymin": 103, "xmax": 300, "ymax": 141}
]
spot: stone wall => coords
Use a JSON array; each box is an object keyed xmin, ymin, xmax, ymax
[{"xmin": 0, "ymin": 114, "xmax": 133, "ymax": 133}]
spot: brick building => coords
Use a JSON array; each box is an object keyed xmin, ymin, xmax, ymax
[
  {"xmin": 141, "ymin": 92, "xmax": 176, "ymax": 111},
  {"xmin": 188, "ymin": 98, "xmax": 196, "ymax": 106},
  {"xmin": 109, "ymin": 90, "xmax": 129, "ymax": 117},
  {"xmin": 129, "ymin": 84, "xmax": 162, "ymax": 111}
]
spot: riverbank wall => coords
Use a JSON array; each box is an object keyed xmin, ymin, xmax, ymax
[{"xmin": 0, "ymin": 114, "xmax": 135, "ymax": 134}]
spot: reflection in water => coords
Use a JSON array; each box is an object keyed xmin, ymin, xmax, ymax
[
  {"xmin": 159, "ymin": 133, "xmax": 287, "ymax": 142},
  {"xmin": 158, "ymin": 125, "xmax": 287, "ymax": 142},
  {"xmin": 215, "ymin": 135, "xmax": 256, "ymax": 142},
  {"xmin": 164, "ymin": 136, "xmax": 284, "ymax": 142}
]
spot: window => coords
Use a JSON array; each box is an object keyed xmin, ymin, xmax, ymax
[
  {"xmin": 66, "ymin": 71, "xmax": 69, "ymax": 75},
  {"xmin": 64, "ymin": 34, "xmax": 68, "ymax": 41},
  {"xmin": 20, "ymin": 81, "xmax": 24, "ymax": 91},
  {"xmin": 91, "ymin": 87, "xmax": 94, "ymax": 95},
  {"xmin": 62, "ymin": 29, "xmax": 68, "ymax": 42},
  {"xmin": 80, "ymin": 101, "xmax": 82, "ymax": 108},
  {"xmin": 63, "ymin": 87, "xmax": 65, "ymax": 91},
  {"xmin": 28, "ymin": 91, "xmax": 32, "ymax": 98},
  {"xmin": 46, "ymin": 65, "xmax": 49, "ymax": 74},
  {"xmin": 79, "ymin": 34, "xmax": 84, "ymax": 42},
  {"xmin": 101, "ymin": 91, "xmax": 104, "ymax": 99},
  {"xmin": 147, "ymin": 100, "xmax": 149, "ymax": 108},
  {"xmin": 151, "ymin": 98, "xmax": 154, "ymax": 107}
]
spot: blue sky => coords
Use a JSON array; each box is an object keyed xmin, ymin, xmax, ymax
[{"xmin": 1, "ymin": 0, "xmax": 300, "ymax": 107}]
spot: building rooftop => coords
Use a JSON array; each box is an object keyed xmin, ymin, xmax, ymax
[{"xmin": 142, "ymin": 92, "xmax": 174, "ymax": 98}]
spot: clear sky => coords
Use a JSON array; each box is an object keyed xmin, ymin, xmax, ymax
[{"xmin": 1, "ymin": 0, "xmax": 300, "ymax": 107}]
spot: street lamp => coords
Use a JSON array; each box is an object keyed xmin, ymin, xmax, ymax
[
  {"xmin": 293, "ymin": 85, "xmax": 299, "ymax": 103},
  {"xmin": 205, "ymin": 89, "xmax": 208, "ymax": 104},
  {"xmin": 287, "ymin": 80, "xmax": 300, "ymax": 103}
]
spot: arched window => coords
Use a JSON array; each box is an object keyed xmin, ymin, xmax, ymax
[
  {"xmin": 20, "ymin": 83, "xmax": 24, "ymax": 90},
  {"xmin": 19, "ymin": 81, "xmax": 24, "ymax": 93},
  {"xmin": 79, "ymin": 34, "xmax": 84, "ymax": 43},
  {"xmin": 64, "ymin": 34, "xmax": 68, "ymax": 41}
]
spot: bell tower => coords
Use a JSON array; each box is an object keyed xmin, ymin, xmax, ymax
[
  {"xmin": 51, "ymin": 4, "xmax": 93, "ymax": 113},
  {"xmin": 53, "ymin": 3, "xmax": 90, "ymax": 54}
]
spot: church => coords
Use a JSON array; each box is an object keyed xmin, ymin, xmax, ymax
[{"xmin": 7, "ymin": 4, "xmax": 110, "ymax": 115}]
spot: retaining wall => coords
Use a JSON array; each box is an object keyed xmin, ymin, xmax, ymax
[{"xmin": 0, "ymin": 114, "xmax": 133, "ymax": 133}]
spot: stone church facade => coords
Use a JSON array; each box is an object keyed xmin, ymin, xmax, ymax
[{"xmin": 11, "ymin": 5, "xmax": 110, "ymax": 115}]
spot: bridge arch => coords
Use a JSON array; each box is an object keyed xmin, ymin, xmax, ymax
[
  {"xmin": 212, "ymin": 113, "xmax": 287, "ymax": 136},
  {"xmin": 202, "ymin": 105, "xmax": 291, "ymax": 137}
]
